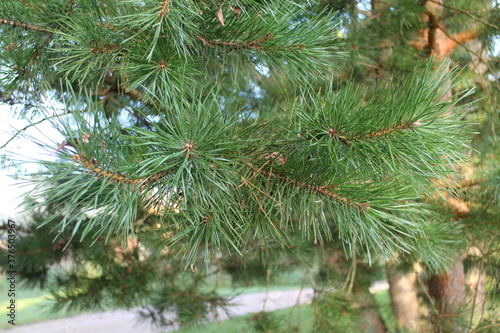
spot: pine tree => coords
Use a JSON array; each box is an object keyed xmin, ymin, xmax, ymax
[{"xmin": 0, "ymin": 1, "xmax": 498, "ymax": 332}]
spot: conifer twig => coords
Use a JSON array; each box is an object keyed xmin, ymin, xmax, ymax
[
  {"xmin": 194, "ymin": 33, "xmax": 305, "ymax": 51},
  {"xmin": 238, "ymin": 174, "xmax": 283, "ymax": 209},
  {"xmin": 335, "ymin": 122, "xmax": 416, "ymax": 141},
  {"xmin": 72, "ymin": 153, "xmax": 171, "ymax": 185},
  {"xmin": 250, "ymin": 191, "xmax": 281, "ymax": 235},
  {"xmin": 356, "ymin": 123, "xmax": 416, "ymax": 139},
  {"xmin": 0, "ymin": 17, "xmax": 48, "ymax": 32},
  {"xmin": 438, "ymin": 26, "xmax": 499, "ymax": 91},
  {"xmin": 247, "ymin": 163, "xmax": 370, "ymax": 210},
  {"xmin": 298, "ymin": 121, "xmax": 419, "ymax": 145},
  {"xmin": 235, "ymin": 160, "xmax": 271, "ymax": 190},
  {"xmin": 27, "ymin": 32, "xmax": 54, "ymax": 67}
]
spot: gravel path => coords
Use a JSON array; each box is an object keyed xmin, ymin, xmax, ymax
[{"xmin": 1, "ymin": 289, "xmax": 314, "ymax": 333}]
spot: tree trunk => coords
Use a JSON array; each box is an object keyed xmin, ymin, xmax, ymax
[
  {"xmin": 467, "ymin": 264, "xmax": 486, "ymax": 314},
  {"xmin": 428, "ymin": 257, "xmax": 467, "ymax": 333},
  {"xmin": 419, "ymin": 2, "xmax": 471, "ymax": 331},
  {"xmin": 466, "ymin": 247, "xmax": 487, "ymax": 327},
  {"xmin": 387, "ymin": 265, "xmax": 421, "ymax": 331}
]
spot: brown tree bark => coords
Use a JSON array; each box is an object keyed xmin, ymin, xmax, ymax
[
  {"xmin": 387, "ymin": 264, "xmax": 422, "ymax": 331},
  {"xmin": 428, "ymin": 258, "xmax": 467, "ymax": 332},
  {"xmin": 418, "ymin": 2, "xmax": 472, "ymax": 332},
  {"xmin": 467, "ymin": 264, "xmax": 486, "ymax": 316}
]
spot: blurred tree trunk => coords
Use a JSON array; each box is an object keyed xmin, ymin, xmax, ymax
[
  {"xmin": 387, "ymin": 264, "xmax": 422, "ymax": 331},
  {"xmin": 428, "ymin": 258, "xmax": 467, "ymax": 332},
  {"xmin": 387, "ymin": 0, "xmax": 482, "ymax": 331},
  {"xmin": 466, "ymin": 257, "xmax": 486, "ymax": 320}
]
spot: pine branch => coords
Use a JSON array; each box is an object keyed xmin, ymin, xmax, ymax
[
  {"xmin": 97, "ymin": 22, "xmax": 120, "ymax": 31},
  {"xmin": 73, "ymin": 149, "xmax": 354, "ymax": 222},
  {"xmin": 101, "ymin": 72, "xmax": 158, "ymax": 110},
  {"xmin": 452, "ymin": 28, "xmax": 481, "ymax": 45},
  {"xmin": 195, "ymin": 32, "xmax": 305, "ymax": 51},
  {"xmin": 72, "ymin": 153, "xmax": 170, "ymax": 185},
  {"xmin": 97, "ymin": 81, "xmax": 154, "ymax": 126},
  {"xmin": 120, "ymin": 86, "xmax": 146, "ymax": 102},
  {"xmin": 0, "ymin": 17, "xmax": 48, "ymax": 32},
  {"xmin": 246, "ymin": 162, "xmax": 370, "ymax": 210},
  {"xmin": 299, "ymin": 122, "xmax": 419, "ymax": 144}
]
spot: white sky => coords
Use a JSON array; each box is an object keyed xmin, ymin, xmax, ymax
[{"xmin": 0, "ymin": 104, "xmax": 63, "ymax": 219}]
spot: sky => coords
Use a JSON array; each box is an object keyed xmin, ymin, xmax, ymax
[{"xmin": 0, "ymin": 103, "xmax": 63, "ymax": 219}]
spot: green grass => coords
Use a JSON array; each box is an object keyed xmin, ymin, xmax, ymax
[{"xmin": 0, "ymin": 279, "xmax": 84, "ymax": 329}]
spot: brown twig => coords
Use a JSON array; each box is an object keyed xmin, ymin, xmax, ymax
[
  {"xmin": 99, "ymin": 86, "xmax": 153, "ymax": 127},
  {"xmin": 300, "ymin": 122, "xmax": 417, "ymax": 145},
  {"xmin": 72, "ymin": 153, "xmax": 171, "ymax": 185},
  {"xmin": 27, "ymin": 32, "xmax": 54, "ymax": 66},
  {"xmin": 435, "ymin": 26, "xmax": 481, "ymax": 57},
  {"xmin": 246, "ymin": 162, "xmax": 370, "ymax": 210},
  {"xmin": 358, "ymin": 123, "xmax": 414, "ymax": 139},
  {"xmin": 437, "ymin": 27, "xmax": 497, "ymax": 104},
  {"xmin": 194, "ymin": 33, "xmax": 304, "ymax": 51},
  {"xmin": 0, "ymin": 17, "xmax": 48, "ymax": 32},
  {"xmin": 238, "ymin": 174, "xmax": 283, "ymax": 209},
  {"xmin": 250, "ymin": 191, "xmax": 281, "ymax": 235},
  {"xmin": 235, "ymin": 160, "xmax": 271, "ymax": 190}
]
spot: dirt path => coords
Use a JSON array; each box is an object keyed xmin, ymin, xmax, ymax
[{"xmin": 1, "ymin": 289, "xmax": 313, "ymax": 333}]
